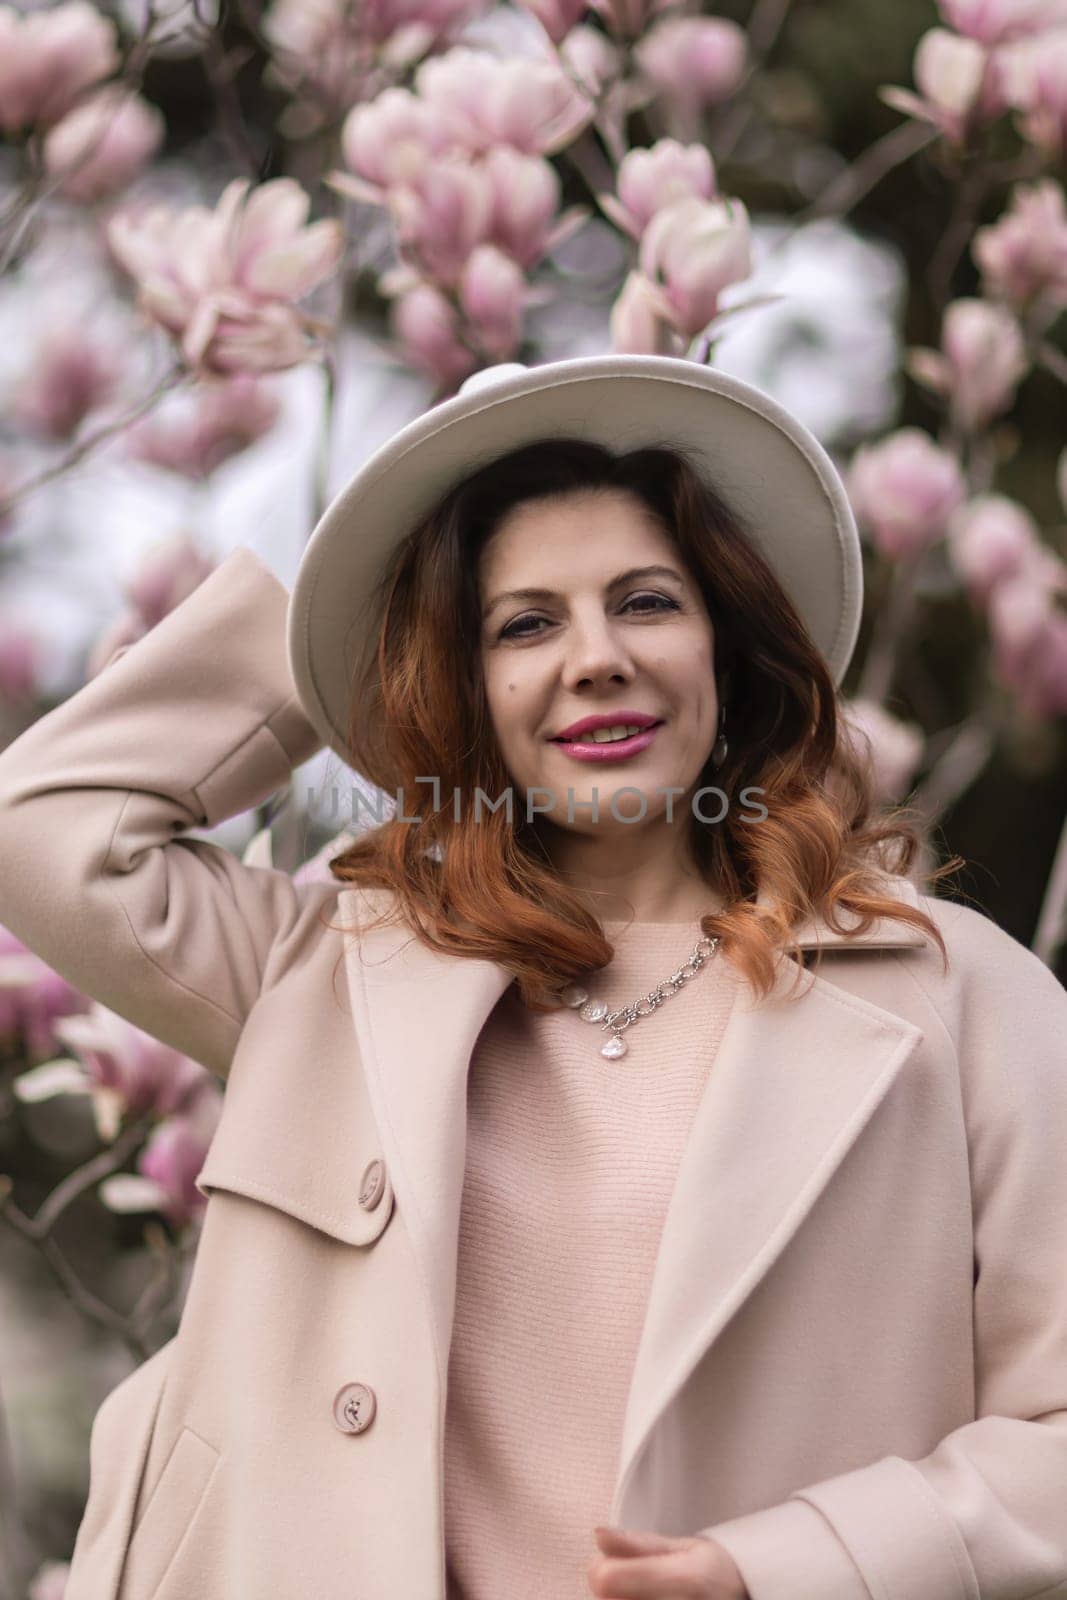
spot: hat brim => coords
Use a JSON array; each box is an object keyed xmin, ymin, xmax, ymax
[{"xmin": 287, "ymin": 354, "xmax": 862, "ymax": 764}]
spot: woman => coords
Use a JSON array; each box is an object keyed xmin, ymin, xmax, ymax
[{"xmin": 0, "ymin": 354, "xmax": 1064, "ymax": 1600}]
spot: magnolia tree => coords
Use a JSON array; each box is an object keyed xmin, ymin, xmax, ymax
[{"xmin": 0, "ymin": 0, "xmax": 1065, "ymax": 1587}]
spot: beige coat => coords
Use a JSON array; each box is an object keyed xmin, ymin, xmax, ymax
[{"xmin": 0, "ymin": 545, "xmax": 1065, "ymax": 1600}]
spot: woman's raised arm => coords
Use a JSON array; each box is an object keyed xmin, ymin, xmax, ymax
[{"xmin": 0, "ymin": 545, "xmax": 326, "ymax": 1079}]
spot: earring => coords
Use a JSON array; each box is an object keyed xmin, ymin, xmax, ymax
[{"xmin": 711, "ymin": 704, "xmax": 728, "ymax": 769}]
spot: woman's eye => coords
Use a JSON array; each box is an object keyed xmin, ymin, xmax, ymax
[
  {"xmin": 627, "ymin": 593, "xmax": 678, "ymax": 615},
  {"xmin": 499, "ymin": 593, "xmax": 679, "ymax": 640}
]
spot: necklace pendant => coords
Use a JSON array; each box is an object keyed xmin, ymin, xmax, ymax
[
  {"xmin": 560, "ymin": 984, "xmax": 588, "ymax": 1008},
  {"xmin": 579, "ymin": 998, "xmax": 609, "ymax": 1023},
  {"xmin": 601, "ymin": 1035, "xmax": 628, "ymax": 1060}
]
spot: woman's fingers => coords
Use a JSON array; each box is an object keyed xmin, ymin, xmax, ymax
[
  {"xmin": 595, "ymin": 1525, "xmax": 681, "ymax": 1554},
  {"xmin": 589, "ymin": 1525, "xmax": 720, "ymax": 1597}
]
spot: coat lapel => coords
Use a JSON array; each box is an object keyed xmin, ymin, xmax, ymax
[
  {"xmin": 608, "ymin": 929, "xmax": 926, "ymax": 1524},
  {"xmin": 339, "ymin": 878, "xmax": 927, "ymax": 1522}
]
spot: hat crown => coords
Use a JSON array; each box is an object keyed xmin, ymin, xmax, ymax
[{"xmin": 457, "ymin": 362, "xmax": 530, "ymax": 398}]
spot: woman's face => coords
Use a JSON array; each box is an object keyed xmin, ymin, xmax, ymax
[{"xmin": 478, "ymin": 487, "xmax": 719, "ymax": 837}]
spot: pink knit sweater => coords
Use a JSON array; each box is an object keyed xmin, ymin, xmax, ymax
[{"xmin": 443, "ymin": 918, "xmax": 742, "ymax": 1599}]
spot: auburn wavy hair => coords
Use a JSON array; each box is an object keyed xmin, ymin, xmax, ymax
[{"xmin": 324, "ymin": 434, "xmax": 963, "ymax": 1006}]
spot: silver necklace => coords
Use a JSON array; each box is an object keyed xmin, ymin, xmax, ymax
[{"xmin": 558, "ymin": 933, "xmax": 721, "ymax": 1059}]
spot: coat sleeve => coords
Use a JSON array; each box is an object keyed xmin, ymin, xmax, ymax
[
  {"xmin": 698, "ymin": 917, "xmax": 1067, "ymax": 1600},
  {"xmin": 0, "ymin": 544, "xmax": 326, "ymax": 1080}
]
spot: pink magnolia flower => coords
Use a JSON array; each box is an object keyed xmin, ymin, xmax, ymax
[
  {"xmin": 388, "ymin": 157, "xmax": 496, "ymax": 287},
  {"xmin": 265, "ymin": 0, "xmax": 485, "ymax": 113},
  {"xmin": 263, "ymin": 0, "xmax": 367, "ymax": 115},
  {"xmin": 637, "ymin": 194, "xmax": 752, "ymax": 339},
  {"xmin": 52, "ymin": 1002, "xmax": 216, "ymax": 1140},
  {"xmin": 458, "ymin": 244, "xmax": 527, "ymax": 359},
  {"xmin": 338, "ymin": 90, "xmax": 589, "ymax": 286},
  {"xmin": 341, "ymin": 58, "xmax": 597, "ymax": 208},
  {"xmin": 610, "ymin": 268, "xmax": 688, "ymax": 354},
  {"xmin": 947, "ymin": 494, "xmax": 1067, "ymax": 603},
  {"xmin": 126, "ymin": 376, "xmax": 281, "ymax": 480},
  {"xmin": 86, "ymin": 534, "xmax": 216, "ymax": 675},
  {"xmin": 87, "ymin": 536, "xmax": 211, "ymax": 666},
  {"xmin": 634, "ymin": 17, "xmax": 748, "ymax": 113},
  {"xmin": 123, "ymin": 532, "xmax": 218, "ymax": 627},
  {"xmin": 362, "ymin": 0, "xmax": 492, "ymax": 44},
  {"xmin": 137, "ymin": 1082, "xmax": 223, "ymax": 1229},
  {"xmin": 12, "ymin": 327, "xmax": 122, "ymax": 441},
  {"xmin": 388, "ymin": 280, "xmax": 479, "ymax": 388},
  {"xmin": 0, "ymin": 1, "xmax": 119, "ymax": 135},
  {"xmin": 383, "ymin": 247, "xmax": 542, "ymax": 368},
  {"xmin": 848, "ymin": 429, "xmax": 967, "ymax": 558},
  {"xmin": 414, "ymin": 46, "xmax": 595, "ymax": 156},
  {"xmin": 482, "ymin": 146, "xmax": 588, "ymax": 268},
  {"xmin": 938, "ymin": 0, "xmax": 1067, "ymax": 43},
  {"xmin": 882, "ymin": 26, "xmax": 1009, "ymax": 142},
  {"xmin": 973, "ymin": 179, "xmax": 1067, "ymax": 308},
  {"xmin": 988, "ymin": 573, "xmax": 1067, "ymax": 716},
  {"xmin": 514, "ymin": 0, "xmax": 589, "ymax": 43},
  {"xmin": 339, "ymin": 87, "xmax": 453, "ymax": 199},
  {"xmin": 42, "ymin": 86, "xmax": 164, "ymax": 204},
  {"xmin": 908, "ymin": 298, "xmax": 1028, "ymax": 431},
  {"xmin": 917, "ymin": 26, "xmax": 1011, "ymax": 121},
  {"xmin": 1000, "ymin": 26, "xmax": 1067, "ymax": 154},
  {"xmin": 106, "ymin": 177, "xmax": 344, "ymax": 376},
  {"xmin": 600, "ymin": 139, "xmax": 717, "ymax": 240},
  {"xmin": 0, "ymin": 924, "xmax": 88, "ymax": 1062},
  {"xmin": 559, "ymin": 23, "xmax": 625, "ymax": 104},
  {"xmin": 841, "ymin": 699, "xmax": 926, "ymax": 803}
]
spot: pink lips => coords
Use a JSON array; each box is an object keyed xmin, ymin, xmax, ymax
[
  {"xmin": 551, "ymin": 723, "xmax": 663, "ymax": 762},
  {"xmin": 552, "ymin": 710, "xmax": 659, "ymax": 739}
]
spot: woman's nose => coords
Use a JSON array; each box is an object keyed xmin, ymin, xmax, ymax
[{"xmin": 559, "ymin": 617, "xmax": 635, "ymax": 689}]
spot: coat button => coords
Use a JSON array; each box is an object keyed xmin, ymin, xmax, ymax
[
  {"xmin": 358, "ymin": 1158, "xmax": 386, "ymax": 1210},
  {"xmin": 333, "ymin": 1383, "xmax": 377, "ymax": 1435}
]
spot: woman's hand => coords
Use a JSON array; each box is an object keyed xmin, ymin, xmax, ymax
[{"xmin": 587, "ymin": 1524, "xmax": 751, "ymax": 1598}]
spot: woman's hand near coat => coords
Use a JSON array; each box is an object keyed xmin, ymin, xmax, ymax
[{"xmin": 588, "ymin": 1525, "xmax": 751, "ymax": 1597}]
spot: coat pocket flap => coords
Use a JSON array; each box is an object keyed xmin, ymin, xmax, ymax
[
  {"xmin": 192, "ymin": 971, "xmax": 398, "ymax": 1246},
  {"xmin": 195, "ymin": 1151, "xmax": 395, "ymax": 1245}
]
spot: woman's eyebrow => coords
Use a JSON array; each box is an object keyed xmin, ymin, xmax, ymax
[{"xmin": 483, "ymin": 564, "xmax": 685, "ymax": 617}]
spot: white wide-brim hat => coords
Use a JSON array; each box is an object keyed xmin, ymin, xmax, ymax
[{"xmin": 288, "ymin": 354, "xmax": 863, "ymax": 764}]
